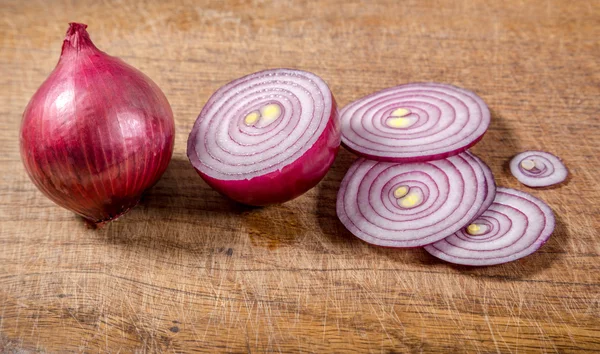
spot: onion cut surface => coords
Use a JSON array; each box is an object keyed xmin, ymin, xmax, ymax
[
  {"xmin": 510, "ymin": 150, "xmax": 568, "ymax": 187},
  {"xmin": 336, "ymin": 152, "xmax": 493, "ymax": 247},
  {"xmin": 187, "ymin": 69, "xmax": 340, "ymax": 205},
  {"xmin": 424, "ymin": 188, "xmax": 555, "ymax": 266},
  {"xmin": 340, "ymin": 83, "xmax": 490, "ymax": 162}
]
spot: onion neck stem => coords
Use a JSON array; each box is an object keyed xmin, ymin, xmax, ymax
[{"xmin": 61, "ymin": 22, "xmax": 98, "ymax": 56}]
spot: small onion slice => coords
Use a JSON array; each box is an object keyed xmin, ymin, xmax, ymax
[
  {"xmin": 340, "ymin": 83, "xmax": 490, "ymax": 162},
  {"xmin": 187, "ymin": 69, "xmax": 340, "ymax": 206},
  {"xmin": 424, "ymin": 188, "xmax": 555, "ymax": 266},
  {"xmin": 336, "ymin": 152, "xmax": 492, "ymax": 247},
  {"xmin": 510, "ymin": 150, "xmax": 568, "ymax": 187}
]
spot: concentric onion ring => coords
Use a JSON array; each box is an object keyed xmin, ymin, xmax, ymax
[
  {"xmin": 336, "ymin": 152, "xmax": 493, "ymax": 247},
  {"xmin": 187, "ymin": 69, "xmax": 340, "ymax": 205},
  {"xmin": 424, "ymin": 188, "xmax": 555, "ymax": 266},
  {"xmin": 465, "ymin": 151, "xmax": 496, "ymax": 220},
  {"xmin": 340, "ymin": 83, "xmax": 490, "ymax": 162},
  {"xmin": 510, "ymin": 150, "xmax": 568, "ymax": 187}
]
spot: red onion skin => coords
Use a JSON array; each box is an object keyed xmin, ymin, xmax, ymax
[
  {"xmin": 20, "ymin": 23, "xmax": 175, "ymax": 224},
  {"xmin": 188, "ymin": 98, "xmax": 341, "ymax": 206}
]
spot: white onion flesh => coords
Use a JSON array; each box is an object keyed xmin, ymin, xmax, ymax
[{"xmin": 190, "ymin": 69, "xmax": 333, "ymax": 180}]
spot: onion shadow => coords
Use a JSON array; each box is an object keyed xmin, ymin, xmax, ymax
[
  {"xmin": 469, "ymin": 108, "xmax": 522, "ymax": 189},
  {"xmin": 472, "ymin": 108, "xmax": 522, "ymax": 155},
  {"xmin": 240, "ymin": 203, "xmax": 304, "ymax": 251},
  {"xmin": 314, "ymin": 148, "xmax": 359, "ymax": 245},
  {"xmin": 85, "ymin": 156, "xmax": 253, "ymax": 252},
  {"xmin": 87, "ymin": 156, "xmax": 307, "ymax": 253},
  {"xmin": 481, "ymin": 108, "xmax": 573, "ymax": 190}
]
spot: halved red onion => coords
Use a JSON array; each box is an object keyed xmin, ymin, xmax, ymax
[
  {"xmin": 340, "ymin": 83, "xmax": 490, "ymax": 162},
  {"xmin": 510, "ymin": 150, "xmax": 568, "ymax": 187},
  {"xmin": 465, "ymin": 151, "xmax": 496, "ymax": 220},
  {"xmin": 424, "ymin": 188, "xmax": 555, "ymax": 266},
  {"xmin": 187, "ymin": 69, "xmax": 340, "ymax": 206},
  {"xmin": 336, "ymin": 152, "xmax": 492, "ymax": 247}
]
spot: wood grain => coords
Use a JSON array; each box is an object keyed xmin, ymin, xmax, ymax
[{"xmin": 1, "ymin": 0, "xmax": 599, "ymax": 352}]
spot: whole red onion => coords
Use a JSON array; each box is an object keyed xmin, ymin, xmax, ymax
[{"xmin": 20, "ymin": 23, "xmax": 175, "ymax": 225}]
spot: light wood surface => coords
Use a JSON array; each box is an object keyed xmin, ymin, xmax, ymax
[{"xmin": 1, "ymin": 0, "xmax": 599, "ymax": 352}]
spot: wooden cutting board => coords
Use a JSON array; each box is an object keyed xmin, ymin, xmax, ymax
[{"xmin": 1, "ymin": 0, "xmax": 599, "ymax": 352}]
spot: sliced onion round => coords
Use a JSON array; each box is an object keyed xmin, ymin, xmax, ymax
[
  {"xmin": 424, "ymin": 187, "xmax": 555, "ymax": 266},
  {"xmin": 336, "ymin": 152, "xmax": 492, "ymax": 247},
  {"xmin": 187, "ymin": 69, "xmax": 340, "ymax": 205},
  {"xmin": 340, "ymin": 83, "xmax": 490, "ymax": 162},
  {"xmin": 510, "ymin": 150, "xmax": 567, "ymax": 187}
]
